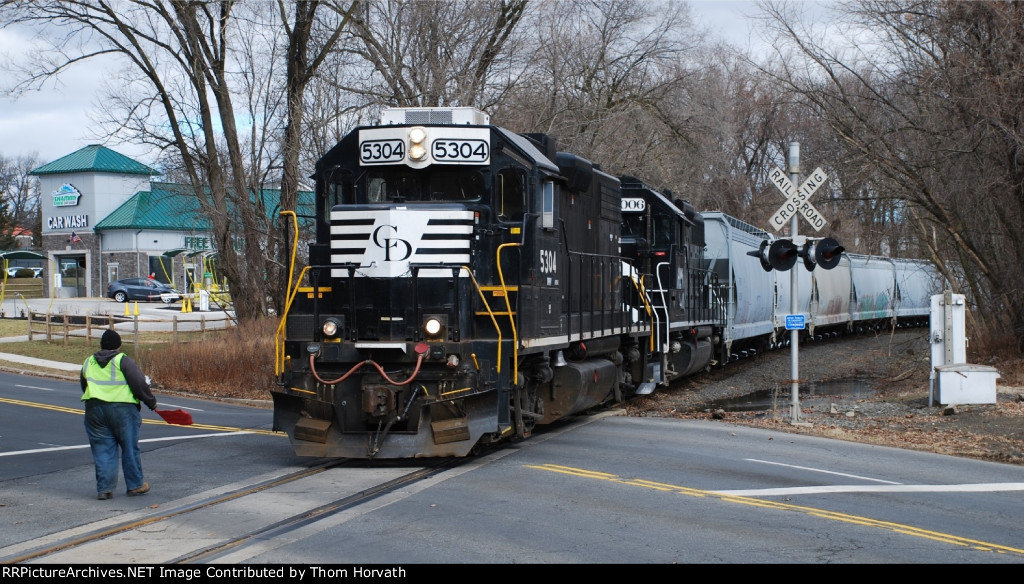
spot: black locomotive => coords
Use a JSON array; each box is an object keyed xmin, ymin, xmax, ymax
[{"xmin": 271, "ymin": 106, "xmax": 939, "ymax": 459}]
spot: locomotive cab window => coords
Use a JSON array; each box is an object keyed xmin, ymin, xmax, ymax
[
  {"xmin": 325, "ymin": 170, "xmax": 353, "ymax": 207},
  {"xmin": 497, "ymin": 168, "xmax": 526, "ymax": 221},
  {"xmin": 541, "ymin": 180, "xmax": 556, "ymax": 230},
  {"xmin": 368, "ymin": 172, "xmax": 419, "ymax": 202},
  {"xmin": 652, "ymin": 214, "xmax": 675, "ymax": 247},
  {"xmin": 621, "ymin": 213, "xmax": 644, "ymax": 238},
  {"xmin": 429, "ymin": 170, "xmax": 484, "ymax": 202}
]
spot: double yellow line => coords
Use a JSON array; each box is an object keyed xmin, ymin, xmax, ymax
[{"xmin": 528, "ymin": 463, "xmax": 1024, "ymax": 557}]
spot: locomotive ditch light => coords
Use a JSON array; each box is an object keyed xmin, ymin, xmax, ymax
[
  {"xmin": 409, "ymin": 126, "xmax": 427, "ymax": 161},
  {"xmin": 800, "ymin": 237, "xmax": 845, "ymax": 271}
]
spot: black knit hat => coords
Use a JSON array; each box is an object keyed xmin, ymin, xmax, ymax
[{"xmin": 101, "ymin": 329, "xmax": 122, "ymax": 350}]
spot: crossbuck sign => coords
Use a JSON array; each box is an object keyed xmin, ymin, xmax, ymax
[{"xmin": 768, "ymin": 166, "xmax": 829, "ymax": 232}]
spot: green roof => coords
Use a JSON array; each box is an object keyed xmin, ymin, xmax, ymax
[
  {"xmin": 94, "ymin": 182, "xmax": 203, "ymax": 230},
  {"xmin": 30, "ymin": 144, "xmax": 159, "ymax": 176},
  {"xmin": 94, "ymin": 182, "xmax": 315, "ymax": 231}
]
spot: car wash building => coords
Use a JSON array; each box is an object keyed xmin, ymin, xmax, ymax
[{"xmin": 31, "ymin": 144, "xmax": 308, "ymax": 299}]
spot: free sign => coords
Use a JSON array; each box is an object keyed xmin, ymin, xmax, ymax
[{"xmin": 768, "ymin": 166, "xmax": 829, "ymax": 232}]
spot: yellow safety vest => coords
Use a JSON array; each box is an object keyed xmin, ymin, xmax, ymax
[{"xmin": 81, "ymin": 353, "xmax": 137, "ymax": 404}]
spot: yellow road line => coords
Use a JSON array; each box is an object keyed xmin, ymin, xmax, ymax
[
  {"xmin": 526, "ymin": 463, "xmax": 1024, "ymax": 557},
  {"xmin": 0, "ymin": 396, "xmax": 281, "ymax": 436}
]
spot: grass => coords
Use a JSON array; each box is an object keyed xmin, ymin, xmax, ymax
[{"xmin": 0, "ymin": 316, "xmax": 279, "ymax": 402}]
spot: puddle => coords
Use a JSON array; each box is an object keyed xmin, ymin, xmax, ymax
[{"xmin": 704, "ymin": 379, "xmax": 876, "ymax": 412}]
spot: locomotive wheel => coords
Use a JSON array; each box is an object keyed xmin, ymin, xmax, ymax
[{"xmin": 512, "ymin": 384, "xmax": 541, "ymax": 440}]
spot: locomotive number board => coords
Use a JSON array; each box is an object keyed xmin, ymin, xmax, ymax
[{"xmin": 359, "ymin": 127, "xmax": 491, "ymax": 166}]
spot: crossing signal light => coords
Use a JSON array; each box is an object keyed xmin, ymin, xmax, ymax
[
  {"xmin": 800, "ymin": 237, "xmax": 845, "ymax": 271},
  {"xmin": 747, "ymin": 238, "xmax": 799, "ymax": 272}
]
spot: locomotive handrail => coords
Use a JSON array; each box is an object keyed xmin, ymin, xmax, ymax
[
  {"xmin": 459, "ymin": 265, "xmax": 505, "ymax": 374},
  {"xmin": 624, "ymin": 274, "xmax": 656, "ymax": 352},
  {"xmin": 654, "ymin": 260, "xmax": 671, "ymax": 354},
  {"xmin": 276, "ymin": 210, "xmax": 303, "ymax": 376},
  {"xmin": 496, "ymin": 243, "xmax": 521, "ymax": 382},
  {"xmin": 275, "ymin": 265, "xmax": 311, "ymax": 376}
]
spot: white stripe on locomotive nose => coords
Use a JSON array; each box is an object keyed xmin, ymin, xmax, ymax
[{"xmin": 330, "ymin": 208, "xmax": 473, "ymax": 277}]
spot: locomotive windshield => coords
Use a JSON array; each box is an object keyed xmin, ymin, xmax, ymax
[
  {"xmin": 365, "ymin": 168, "xmax": 485, "ymax": 203},
  {"xmin": 620, "ymin": 212, "xmax": 674, "ymax": 246}
]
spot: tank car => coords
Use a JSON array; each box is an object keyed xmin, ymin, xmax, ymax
[{"xmin": 272, "ymin": 107, "xmax": 713, "ymax": 459}]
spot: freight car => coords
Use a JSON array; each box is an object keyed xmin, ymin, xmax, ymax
[
  {"xmin": 272, "ymin": 106, "xmax": 942, "ymax": 459},
  {"xmin": 702, "ymin": 212, "xmax": 942, "ymax": 362}
]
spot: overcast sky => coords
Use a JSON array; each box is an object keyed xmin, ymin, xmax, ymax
[{"xmin": 0, "ymin": 1, "xmax": 774, "ymax": 166}]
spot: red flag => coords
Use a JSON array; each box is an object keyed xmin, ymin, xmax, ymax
[{"xmin": 155, "ymin": 408, "xmax": 193, "ymax": 426}]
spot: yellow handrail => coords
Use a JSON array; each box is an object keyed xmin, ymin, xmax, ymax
[
  {"xmin": 496, "ymin": 243, "xmax": 520, "ymax": 381},
  {"xmin": 275, "ymin": 211, "xmax": 303, "ymax": 375},
  {"xmin": 459, "ymin": 265, "xmax": 504, "ymax": 373},
  {"xmin": 627, "ymin": 275, "xmax": 656, "ymax": 352}
]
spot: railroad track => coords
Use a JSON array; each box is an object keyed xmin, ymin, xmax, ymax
[{"xmin": 2, "ymin": 457, "xmax": 468, "ymax": 564}]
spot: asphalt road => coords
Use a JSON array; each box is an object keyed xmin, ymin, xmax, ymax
[{"xmin": 3, "ymin": 368, "xmax": 1024, "ymax": 564}]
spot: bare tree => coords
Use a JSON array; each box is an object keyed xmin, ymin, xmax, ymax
[
  {"xmin": 502, "ymin": 0, "xmax": 693, "ymax": 161},
  {"xmin": 2, "ymin": 1, "xmax": 355, "ymax": 320},
  {"xmin": 0, "ymin": 152, "xmax": 42, "ymax": 244},
  {"xmin": 758, "ymin": 0, "xmax": 1024, "ymax": 354},
  {"xmin": 338, "ymin": 0, "xmax": 528, "ymax": 108}
]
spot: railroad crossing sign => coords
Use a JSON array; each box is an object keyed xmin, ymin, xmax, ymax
[{"xmin": 768, "ymin": 166, "xmax": 829, "ymax": 232}]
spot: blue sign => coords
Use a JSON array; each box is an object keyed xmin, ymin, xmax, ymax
[{"xmin": 785, "ymin": 314, "xmax": 806, "ymax": 330}]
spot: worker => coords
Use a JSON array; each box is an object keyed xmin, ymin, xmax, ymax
[{"xmin": 81, "ymin": 329, "xmax": 157, "ymax": 500}]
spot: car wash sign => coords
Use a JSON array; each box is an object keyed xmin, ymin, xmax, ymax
[{"xmin": 52, "ymin": 183, "xmax": 82, "ymax": 207}]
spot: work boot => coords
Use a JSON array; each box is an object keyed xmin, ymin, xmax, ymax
[
  {"xmin": 127, "ymin": 482, "xmax": 150, "ymax": 496},
  {"xmin": 97, "ymin": 492, "xmax": 113, "ymax": 500}
]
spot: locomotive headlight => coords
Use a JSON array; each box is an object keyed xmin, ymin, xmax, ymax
[
  {"xmin": 408, "ymin": 126, "xmax": 427, "ymax": 161},
  {"xmin": 424, "ymin": 317, "xmax": 443, "ymax": 337},
  {"xmin": 322, "ymin": 317, "xmax": 342, "ymax": 337}
]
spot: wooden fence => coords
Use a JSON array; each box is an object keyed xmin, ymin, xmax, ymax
[{"xmin": 26, "ymin": 311, "xmax": 235, "ymax": 346}]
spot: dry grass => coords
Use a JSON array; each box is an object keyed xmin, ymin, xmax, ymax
[
  {"xmin": 135, "ymin": 317, "xmax": 280, "ymax": 402},
  {"xmin": 972, "ymin": 333, "xmax": 1024, "ymax": 387}
]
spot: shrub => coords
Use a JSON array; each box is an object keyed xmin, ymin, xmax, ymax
[{"xmin": 136, "ymin": 317, "xmax": 279, "ymax": 401}]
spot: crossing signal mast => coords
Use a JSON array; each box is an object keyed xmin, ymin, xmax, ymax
[{"xmin": 754, "ymin": 143, "xmax": 846, "ymax": 424}]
